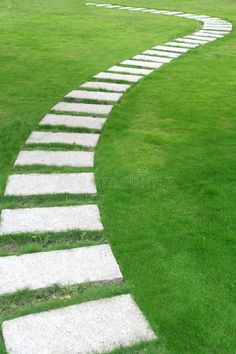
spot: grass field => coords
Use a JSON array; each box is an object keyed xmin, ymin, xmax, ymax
[{"xmin": 0, "ymin": 0, "xmax": 236, "ymax": 353}]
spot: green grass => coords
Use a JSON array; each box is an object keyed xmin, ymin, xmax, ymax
[{"xmin": 0, "ymin": 0, "xmax": 236, "ymax": 353}]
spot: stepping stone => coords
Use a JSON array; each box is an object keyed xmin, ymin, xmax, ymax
[
  {"xmin": 0, "ymin": 204, "xmax": 103, "ymax": 235},
  {"xmin": 81, "ymin": 81, "xmax": 130, "ymax": 92},
  {"xmin": 121, "ymin": 59, "xmax": 163, "ymax": 69},
  {"xmin": 195, "ymin": 31, "xmax": 224, "ymax": 38},
  {"xmin": 2, "ymin": 294, "xmax": 156, "ymax": 354},
  {"xmin": 119, "ymin": 6, "xmax": 134, "ymax": 10},
  {"xmin": 144, "ymin": 49, "xmax": 181, "ymax": 58},
  {"xmin": 133, "ymin": 54, "xmax": 172, "ymax": 63},
  {"xmin": 40, "ymin": 114, "xmax": 106, "ymax": 130},
  {"xmin": 26, "ymin": 132, "xmax": 99, "ymax": 148},
  {"xmin": 142, "ymin": 9, "xmax": 159, "ymax": 13},
  {"xmin": 164, "ymin": 11, "xmax": 182, "ymax": 15},
  {"xmin": 203, "ymin": 26, "xmax": 231, "ymax": 31},
  {"xmin": 94, "ymin": 72, "xmax": 143, "ymax": 83},
  {"xmin": 0, "ymin": 244, "xmax": 122, "ymax": 295},
  {"xmin": 5, "ymin": 173, "xmax": 97, "ymax": 196},
  {"xmin": 108, "ymin": 65, "xmax": 152, "ymax": 75},
  {"xmin": 14, "ymin": 150, "xmax": 94, "ymax": 168},
  {"xmin": 65, "ymin": 90, "xmax": 122, "ymax": 102},
  {"xmin": 153, "ymin": 45, "xmax": 189, "ymax": 53},
  {"xmin": 151, "ymin": 10, "xmax": 169, "ymax": 14},
  {"xmin": 175, "ymin": 38, "xmax": 208, "ymax": 45},
  {"xmin": 200, "ymin": 29, "xmax": 229, "ymax": 35},
  {"xmin": 104, "ymin": 4, "xmax": 121, "ymax": 8},
  {"xmin": 128, "ymin": 7, "xmax": 145, "ymax": 11},
  {"xmin": 186, "ymin": 35, "xmax": 215, "ymax": 41},
  {"xmin": 53, "ymin": 102, "xmax": 113, "ymax": 116},
  {"xmin": 166, "ymin": 41, "xmax": 198, "ymax": 48}
]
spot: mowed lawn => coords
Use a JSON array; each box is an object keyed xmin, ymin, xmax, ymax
[{"xmin": 0, "ymin": 0, "xmax": 236, "ymax": 353}]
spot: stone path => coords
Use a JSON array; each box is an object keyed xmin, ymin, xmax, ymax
[{"xmin": 0, "ymin": 3, "xmax": 232, "ymax": 353}]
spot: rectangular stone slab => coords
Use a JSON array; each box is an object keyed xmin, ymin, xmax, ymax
[
  {"xmin": 121, "ymin": 59, "xmax": 163, "ymax": 69},
  {"xmin": 186, "ymin": 35, "xmax": 214, "ymax": 41},
  {"xmin": 144, "ymin": 50, "xmax": 181, "ymax": 58},
  {"xmin": 195, "ymin": 31, "xmax": 224, "ymax": 38},
  {"xmin": 166, "ymin": 41, "xmax": 198, "ymax": 48},
  {"xmin": 108, "ymin": 65, "xmax": 152, "ymax": 75},
  {"xmin": 203, "ymin": 26, "xmax": 231, "ymax": 31},
  {"xmin": 5, "ymin": 173, "xmax": 97, "ymax": 196},
  {"xmin": 0, "ymin": 244, "xmax": 122, "ymax": 295},
  {"xmin": 26, "ymin": 132, "xmax": 100, "ymax": 147},
  {"xmin": 175, "ymin": 38, "xmax": 208, "ymax": 45},
  {"xmin": 133, "ymin": 54, "xmax": 172, "ymax": 63},
  {"xmin": 81, "ymin": 81, "xmax": 130, "ymax": 92},
  {"xmin": 65, "ymin": 90, "xmax": 122, "ymax": 102},
  {"xmin": 0, "ymin": 204, "xmax": 103, "ymax": 235},
  {"xmin": 53, "ymin": 102, "xmax": 113, "ymax": 115},
  {"xmin": 40, "ymin": 114, "xmax": 106, "ymax": 130},
  {"xmin": 14, "ymin": 150, "xmax": 94, "ymax": 167},
  {"xmin": 153, "ymin": 45, "xmax": 189, "ymax": 53},
  {"xmin": 2, "ymin": 294, "xmax": 156, "ymax": 354},
  {"xmin": 200, "ymin": 29, "xmax": 229, "ymax": 35},
  {"xmin": 94, "ymin": 72, "xmax": 142, "ymax": 83}
]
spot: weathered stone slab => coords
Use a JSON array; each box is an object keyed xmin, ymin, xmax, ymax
[
  {"xmin": 14, "ymin": 150, "xmax": 94, "ymax": 168},
  {"xmin": 0, "ymin": 204, "xmax": 103, "ymax": 235},
  {"xmin": 2, "ymin": 294, "xmax": 156, "ymax": 354},
  {"xmin": 65, "ymin": 90, "xmax": 122, "ymax": 102},
  {"xmin": 53, "ymin": 102, "xmax": 113, "ymax": 115},
  {"xmin": 26, "ymin": 132, "xmax": 100, "ymax": 148},
  {"xmin": 0, "ymin": 244, "xmax": 122, "ymax": 295},
  {"xmin": 153, "ymin": 45, "xmax": 189, "ymax": 53},
  {"xmin": 144, "ymin": 50, "xmax": 181, "ymax": 58},
  {"xmin": 108, "ymin": 65, "xmax": 152, "ymax": 75},
  {"xmin": 94, "ymin": 72, "xmax": 143, "ymax": 83},
  {"xmin": 166, "ymin": 41, "xmax": 198, "ymax": 48},
  {"xmin": 121, "ymin": 59, "xmax": 163, "ymax": 69},
  {"xmin": 175, "ymin": 38, "xmax": 208, "ymax": 45},
  {"xmin": 81, "ymin": 81, "xmax": 130, "ymax": 92},
  {"xmin": 40, "ymin": 114, "xmax": 106, "ymax": 130},
  {"xmin": 5, "ymin": 173, "xmax": 97, "ymax": 196},
  {"xmin": 133, "ymin": 54, "xmax": 172, "ymax": 63}
]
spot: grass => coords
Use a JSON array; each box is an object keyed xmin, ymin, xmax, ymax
[{"xmin": 0, "ymin": 0, "xmax": 236, "ymax": 353}]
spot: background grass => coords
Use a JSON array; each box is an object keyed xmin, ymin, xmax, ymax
[{"xmin": 0, "ymin": 0, "xmax": 236, "ymax": 353}]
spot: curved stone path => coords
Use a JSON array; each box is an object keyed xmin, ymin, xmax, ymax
[{"xmin": 0, "ymin": 3, "xmax": 232, "ymax": 353}]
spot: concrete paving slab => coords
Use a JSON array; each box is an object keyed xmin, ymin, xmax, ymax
[
  {"xmin": 65, "ymin": 90, "xmax": 122, "ymax": 102},
  {"xmin": 81, "ymin": 81, "xmax": 130, "ymax": 92},
  {"xmin": 5, "ymin": 173, "xmax": 97, "ymax": 196},
  {"xmin": 94, "ymin": 72, "xmax": 143, "ymax": 83},
  {"xmin": 153, "ymin": 45, "xmax": 189, "ymax": 53},
  {"xmin": 53, "ymin": 102, "xmax": 113, "ymax": 116},
  {"xmin": 40, "ymin": 114, "xmax": 106, "ymax": 130},
  {"xmin": 121, "ymin": 59, "xmax": 163, "ymax": 69},
  {"xmin": 0, "ymin": 204, "xmax": 103, "ymax": 235},
  {"xmin": 133, "ymin": 54, "xmax": 172, "ymax": 63},
  {"xmin": 0, "ymin": 244, "xmax": 122, "ymax": 295},
  {"xmin": 14, "ymin": 150, "xmax": 94, "ymax": 168},
  {"xmin": 26, "ymin": 132, "xmax": 100, "ymax": 148},
  {"xmin": 2, "ymin": 294, "xmax": 156, "ymax": 354},
  {"xmin": 108, "ymin": 65, "xmax": 152, "ymax": 75}
]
